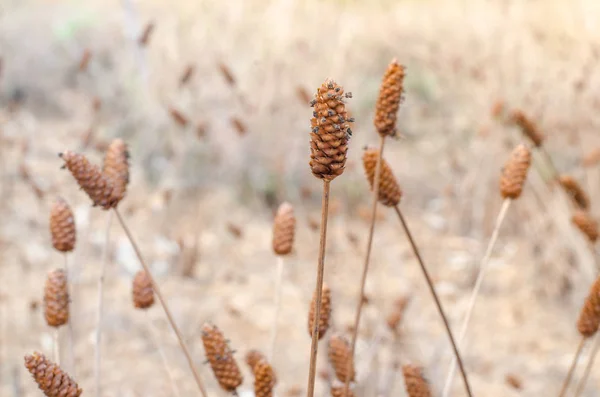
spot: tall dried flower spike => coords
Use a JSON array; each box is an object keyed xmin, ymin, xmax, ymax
[
  {"xmin": 103, "ymin": 138, "xmax": 130, "ymax": 205},
  {"xmin": 577, "ymin": 277, "xmax": 600, "ymax": 337},
  {"xmin": 572, "ymin": 210, "xmax": 599, "ymax": 243},
  {"xmin": 253, "ymin": 358, "xmax": 277, "ymax": 397},
  {"xmin": 362, "ymin": 148, "xmax": 402, "ymax": 207},
  {"xmin": 44, "ymin": 269, "xmax": 69, "ymax": 327},
  {"xmin": 309, "ymin": 79, "xmax": 353, "ymax": 181},
  {"xmin": 374, "ymin": 59, "xmax": 406, "ymax": 137},
  {"xmin": 60, "ymin": 150, "xmax": 116, "ymax": 209},
  {"xmin": 201, "ymin": 323, "xmax": 243, "ymax": 392},
  {"xmin": 500, "ymin": 144, "xmax": 531, "ymax": 199},
  {"xmin": 49, "ymin": 198, "xmax": 76, "ymax": 252},
  {"xmin": 331, "ymin": 386, "xmax": 356, "ymax": 397},
  {"xmin": 327, "ymin": 334, "xmax": 355, "ymax": 383},
  {"xmin": 132, "ymin": 270, "xmax": 154, "ymax": 309},
  {"xmin": 402, "ymin": 365, "xmax": 432, "ymax": 397},
  {"xmin": 25, "ymin": 352, "xmax": 82, "ymax": 397},
  {"xmin": 308, "ymin": 282, "xmax": 331, "ymax": 340},
  {"xmin": 511, "ymin": 110, "xmax": 544, "ymax": 147},
  {"xmin": 559, "ymin": 175, "xmax": 590, "ymax": 211},
  {"xmin": 246, "ymin": 349, "xmax": 267, "ymax": 373},
  {"xmin": 272, "ymin": 202, "xmax": 296, "ymax": 256}
]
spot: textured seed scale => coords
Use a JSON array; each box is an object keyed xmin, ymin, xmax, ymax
[
  {"xmin": 44, "ymin": 269, "xmax": 69, "ymax": 327},
  {"xmin": 132, "ymin": 270, "xmax": 154, "ymax": 309},
  {"xmin": 253, "ymin": 358, "xmax": 277, "ymax": 397},
  {"xmin": 559, "ymin": 175, "xmax": 590, "ymax": 211},
  {"xmin": 402, "ymin": 365, "xmax": 432, "ymax": 397},
  {"xmin": 201, "ymin": 323, "xmax": 243, "ymax": 392},
  {"xmin": 374, "ymin": 59, "xmax": 406, "ymax": 137},
  {"xmin": 362, "ymin": 148, "xmax": 402, "ymax": 207},
  {"xmin": 330, "ymin": 386, "xmax": 356, "ymax": 397},
  {"xmin": 308, "ymin": 282, "xmax": 331, "ymax": 340},
  {"xmin": 103, "ymin": 138, "xmax": 130, "ymax": 205},
  {"xmin": 24, "ymin": 352, "xmax": 82, "ymax": 397},
  {"xmin": 511, "ymin": 110, "xmax": 544, "ymax": 147},
  {"xmin": 272, "ymin": 202, "xmax": 296, "ymax": 256},
  {"xmin": 577, "ymin": 277, "xmax": 600, "ymax": 337},
  {"xmin": 500, "ymin": 144, "xmax": 531, "ymax": 199},
  {"xmin": 327, "ymin": 334, "xmax": 355, "ymax": 383},
  {"xmin": 309, "ymin": 79, "xmax": 353, "ymax": 181},
  {"xmin": 60, "ymin": 150, "xmax": 116, "ymax": 209},
  {"xmin": 49, "ymin": 198, "xmax": 76, "ymax": 252},
  {"xmin": 572, "ymin": 210, "xmax": 599, "ymax": 243}
]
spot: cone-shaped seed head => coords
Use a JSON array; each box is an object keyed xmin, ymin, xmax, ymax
[
  {"xmin": 60, "ymin": 150, "xmax": 116, "ymax": 209},
  {"xmin": 331, "ymin": 386, "xmax": 356, "ymax": 397},
  {"xmin": 572, "ymin": 210, "xmax": 599, "ymax": 243},
  {"xmin": 201, "ymin": 323, "xmax": 243, "ymax": 392},
  {"xmin": 247, "ymin": 350, "xmax": 278, "ymax": 385},
  {"xmin": 374, "ymin": 59, "xmax": 406, "ymax": 137},
  {"xmin": 511, "ymin": 110, "xmax": 544, "ymax": 147},
  {"xmin": 577, "ymin": 276, "xmax": 600, "ymax": 337},
  {"xmin": 132, "ymin": 270, "xmax": 154, "ymax": 309},
  {"xmin": 402, "ymin": 365, "xmax": 432, "ymax": 397},
  {"xmin": 24, "ymin": 352, "xmax": 82, "ymax": 397},
  {"xmin": 103, "ymin": 138, "xmax": 130, "ymax": 205},
  {"xmin": 500, "ymin": 144, "xmax": 531, "ymax": 199},
  {"xmin": 309, "ymin": 79, "xmax": 353, "ymax": 181},
  {"xmin": 44, "ymin": 269, "xmax": 69, "ymax": 327},
  {"xmin": 49, "ymin": 198, "xmax": 76, "ymax": 252},
  {"xmin": 362, "ymin": 148, "xmax": 402, "ymax": 207},
  {"xmin": 252, "ymin": 358, "xmax": 277, "ymax": 397},
  {"xmin": 327, "ymin": 334, "xmax": 355, "ymax": 383},
  {"xmin": 272, "ymin": 202, "xmax": 296, "ymax": 256},
  {"xmin": 308, "ymin": 282, "xmax": 331, "ymax": 340},
  {"xmin": 559, "ymin": 175, "xmax": 590, "ymax": 211}
]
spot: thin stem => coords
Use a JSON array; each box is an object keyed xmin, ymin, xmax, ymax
[
  {"xmin": 53, "ymin": 329, "xmax": 60, "ymax": 366},
  {"xmin": 574, "ymin": 333, "xmax": 600, "ymax": 397},
  {"xmin": 114, "ymin": 208, "xmax": 208, "ymax": 397},
  {"xmin": 269, "ymin": 256, "xmax": 285, "ymax": 361},
  {"xmin": 306, "ymin": 180, "xmax": 331, "ymax": 397},
  {"xmin": 146, "ymin": 311, "xmax": 182, "ymax": 397},
  {"xmin": 344, "ymin": 135, "xmax": 386, "ymax": 396},
  {"xmin": 95, "ymin": 211, "xmax": 112, "ymax": 397},
  {"xmin": 63, "ymin": 254, "xmax": 76, "ymax": 374},
  {"xmin": 393, "ymin": 206, "xmax": 473, "ymax": 397},
  {"xmin": 442, "ymin": 198, "xmax": 512, "ymax": 397},
  {"xmin": 558, "ymin": 336, "xmax": 587, "ymax": 397}
]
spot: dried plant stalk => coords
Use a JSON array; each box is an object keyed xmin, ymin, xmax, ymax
[
  {"xmin": 362, "ymin": 147, "xmax": 402, "ymax": 207},
  {"xmin": 273, "ymin": 202, "xmax": 296, "ymax": 256},
  {"xmin": 559, "ymin": 337, "xmax": 586, "ymax": 397},
  {"xmin": 572, "ymin": 210, "xmax": 599, "ymax": 243},
  {"xmin": 44, "ymin": 269, "xmax": 69, "ymax": 327},
  {"xmin": 559, "ymin": 175, "xmax": 590, "ymax": 210},
  {"xmin": 103, "ymin": 138, "xmax": 130, "ymax": 205},
  {"xmin": 50, "ymin": 198, "xmax": 76, "ymax": 253},
  {"xmin": 132, "ymin": 270, "xmax": 154, "ymax": 309},
  {"xmin": 374, "ymin": 59, "xmax": 406, "ymax": 137},
  {"xmin": 500, "ymin": 144, "xmax": 532, "ymax": 199},
  {"xmin": 573, "ymin": 333, "xmax": 600, "ymax": 397},
  {"xmin": 24, "ymin": 352, "xmax": 82, "ymax": 397},
  {"xmin": 511, "ymin": 110, "xmax": 544, "ymax": 147},
  {"xmin": 403, "ymin": 365, "xmax": 432, "ymax": 397},
  {"xmin": 60, "ymin": 150, "xmax": 116, "ymax": 209},
  {"xmin": 307, "ymin": 282, "xmax": 331, "ymax": 340},
  {"xmin": 328, "ymin": 334, "xmax": 355, "ymax": 383},
  {"xmin": 201, "ymin": 323, "xmax": 243, "ymax": 392}
]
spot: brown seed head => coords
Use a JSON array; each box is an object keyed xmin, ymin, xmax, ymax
[
  {"xmin": 24, "ymin": 352, "xmax": 82, "ymax": 397},
  {"xmin": 330, "ymin": 386, "xmax": 356, "ymax": 397},
  {"xmin": 44, "ymin": 269, "xmax": 69, "ymax": 327},
  {"xmin": 308, "ymin": 282, "xmax": 331, "ymax": 340},
  {"xmin": 201, "ymin": 323, "xmax": 243, "ymax": 392},
  {"xmin": 582, "ymin": 147, "xmax": 600, "ymax": 168},
  {"xmin": 60, "ymin": 150, "xmax": 116, "ymax": 209},
  {"xmin": 49, "ymin": 198, "xmax": 76, "ymax": 252},
  {"xmin": 577, "ymin": 276, "xmax": 600, "ymax": 337},
  {"xmin": 374, "ymin": 59, "xmax": 406, "ymax": 137},
  {"xmin": 500, "ymin": 144, "xmax": 531, "ymax": 199},
  {"xmin": 309, "ymin": 79, "xmax": 353, "ymax": 181},
  {"xmin": 327, "ymin": 334, "xmax": 355, "ymax": 383},
  {"xmin": 132, "ymin": 270, "xmax": 154, "ymax": 309},
  {"xmin": 559, "ymin": 175, "xmax": 590, "ymax": 211},
  {"xmin": 572, "ymin": 210, "xmax": 599, "ymax": 243},
  {"xmin": 246, "ymin": 349, "xmax": 267, "ymax": 373},
  {"xmin": 402, "ymin": 365, "xmax": 432, "ymax": 397},
  {"xmin": 362, "ymin": 148, "xmax": 402, "ymax": 207},
  {"xmin": 511, "ymin": 110, "xmax": 544, "ymax": 147},
  {"xmin": 103, "ymin": 139, "xmax": 130, "ymax": 205},
  {"xmin": 252, "ymin": 358, "xmax": 277, "ymax": 397},
  {"xmin": 272, "ymin": 202, "xmax": 296, "ymax": 256}
]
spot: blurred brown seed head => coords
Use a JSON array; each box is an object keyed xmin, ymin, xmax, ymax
[
  {"xmin": 231, "ymin": 117, "xmax": 247, "ymax": 136},
  {"xmin": 308, "ymin": 282, "xmax": 331, "ymax": 340},
  {"xmin": 559, "ymin": 175, "xmax": 590, "ymax": 210},
  {"xmin": 138, "ymin": 21, "xmax": 155, "ymax": 46},
  {"xmin": 246, "ymin": 349, "xmax": 267, "ymax": 374},
  {"xmin": 577, "ymin": 276, "xmax": 600, "ymax": 337},
  {"xmin": 218, "ymin": 62, "xmax": 236, "ymax": 86},
  {"xmin": 50, "ymin": 198, "xmax": 76, "ymax": 252},
  {"xmin": 253, "ymin": 358, "xmax": 277, "ymax": 397},
  {"xmin": 60, "ymin": 150, "xmax": 116, "ymax": 209},
  {"xmin": 582, "ymin": 147, "xmax": 600, "ymax": 168},
  {"xmin": 374, "ymin": 59, "xmax": 406, "ymax": 137},
  {"xmin": 132, "ymin": 270, "xmax": 154, "ymax": 309},
  {"xmin": 511, "ymin": 110, "xmax": 544, "ymax": 147},
  {"xmin": 78, "ymin": 49, "xmax": 92, "ymax": 73},
  {"xmin": 180, "ymin": 64, "xmax": 195, "ymax": 86},
  {"xmin": 273, "ymin": 202, "xmax": 296, "ymax": 256},
  {"xmin": 168, "ymin": 107, "xmax": 189, "ymax": 127},
  {"xmin": 296, "ymin": 85, "xmax": 312, "ymax": 104},
  {"xmin": 505, "ymin": 373, "xmax": 523, "ymax": 390},
  {"xmin": 500, "ymin": 144, "xmax": 531, "ymax": 199},
  {"xmin": 201, "ymin": 323, "xmax": 243, "ymax": 392},
  {"xmin": 362, "ymin": 148, "xmax": 402, "ymax": 207},
  {"xmin": 402, "ymin": 365, "xmax": 432, "ymax": 397},
  {"xmin": 103, "ymin": 138, "xmax": 130, "ymax": 205},
  {"xmin": 330, "ymin": 386, "xmax": 356, "ymax": 397},
  {"xmin": 572, "ymin": 210, "xmax": 599, "ymax": 243},
  {"xmin": 44, "ymin": 269, "xmax": 69, "ymax": 327},
  {"xmin": 25, "ymin": 352, "xmax": 82, "ymax": 397},
  {"xmin": 327, "ymin": 334, "xmax": 355, "ymax": 383}
]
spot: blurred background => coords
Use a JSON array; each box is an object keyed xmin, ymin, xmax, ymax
[{"xmin": 1, "ymin": 0, "xmax": 600, "ymax": 395}]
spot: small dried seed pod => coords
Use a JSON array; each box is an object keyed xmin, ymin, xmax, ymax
[
  {"xmin": 253, "ymin": 358, "xmax": 277, "ymax": 397},
  {"xmin": 331, "ymin": 386, "xmax": 356, "ymax": 397},
  {"xmin": 572, "ymin": 210, "xmax": 599, "ymax": 243},
  {"xmin": 201, "ymin": 323, "xmax": 243, "ymax": 392},
  {"xmin": 308, "ymin": 282, "xmax": 331, "ymax": 340},
  {"xmin": 44, "ymin": 269, "xmax": 69, "ymax": 327},
  {"xmin": 327, "ymin": 334, "xmax": 355, "ymax": 383},
  {"xmin": 362, "ymin": 148, "xmax": 402, "ymax": 207},
  {"xmin": 500, "ymin": 144, "xmax": 531, "ymax": 199},
  {"xmin": 511, "ymin": 110, "xmax": 544, "ymax": 147},
  {"xmin": 559, "ymin": 175, "xmax": 590, "ymax": 211},
  {"xmin": 246, "ymin": 349, "xmax": 267, "ymax": 373},
  {"xmin": 402, "ymin": 364, "xmax": 432, "ymax": 397},
  {"xmin": 103, "ymin": 138, "xmax": 130, "ymax": 205},
  {"xmin": 25, "ymin": 352, "xmax": 82, "ymax": 397},
  {"xmin": 49, "ymin": 198, "xmax": 76, "ymax": 252},
  {"xmin": 272, "ymin": 202, "xmax": 296, "ymax": 256},
  {"xmin": 132, "ymin": 270, "xmax": 154, "ymax": 309},
  {"xmin": 577, "ymin": 277, "xmax": 600, "ymax": 337},
  {"xmin": 374, "ymin": 59, "xmax": 406, "ymax": 137},
  {"xmin": 60, "ymin": 150, "xmax": 116, "ymax": 209}
]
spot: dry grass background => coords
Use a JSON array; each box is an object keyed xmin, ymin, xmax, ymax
[{"xmin": 2, "ymin": 0, "xmax": 600, "ymax": 395}]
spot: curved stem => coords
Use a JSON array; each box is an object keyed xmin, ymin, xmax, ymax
[
  {"xmin": 574, "ymin": 333, "xmax": 600, "ymax": 397},
  {"xmin": 63, "ymin": 254, "xmax": 76, "ymax": 377},
  {"xmin": 146, "ymin": 311, "xmax": 182, "ymax": 397},
  {"xmin": 95, "ymin": 211, "xmax": 112, "ymax": 397},
  {"xmin": 559, "ymin": 336, "xmax": 586, "ymax": 397},
  {"xmin": 269, "ymin": 256, "xmax": 285, "ymax": 361}
]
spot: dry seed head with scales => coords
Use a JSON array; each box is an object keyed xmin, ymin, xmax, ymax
[
  {"xmin": 331, "ymin": 386, "xmax": 356, "ymax": 397},
  {"xmin": 577, "ymin": 277, "xmax": 600, "ymax": 337},
  {"xmin": 24, "ymin": 352, "xmax": 82, "ymax": 397},
  {"xmin": 201, "ymin": 323, "xmax": 243, "ymax": 392},
  {"xmin": 251, "ymin": 358, "xmax": 277, "ymax": 397},
  {"xmin": 327, "ymin": 334, "xmax": 355, "ymax": 383},
  {"xmin": 559, "ymin": 175, "xmax": 591, "ymax": 211},
  {"xmin": 132, "ymin": 270, "xmax": 155, "ymax": 309},
  {"xmin": 272, "ymin": 202, "xmax": 296, "ymax": 256},
  {"xmin": 308, "ymin": 282, "xmax": 332, "ymax": 340},
  {"xmin": 362, "ymin": 147, "xmax": 402, "ymax": 207},
  {"xmin": 60, "ymin": 150, "xmax": 116, "ymax": 209},
  {"xmin": 402, "ymin": 364, "xmax": 432, "ymax": 397},
  {"xmin": 572, "ymin": 210, "xmax": 599, "ymax": 243},
  {"xmin": 49, "ymin": 197, "xmax": 76, "ymax": 253},
  {"xmin": 511, "ymin": 110, "xmax": 544, "ymax": 147},
  {"xmin": 374, "ymin": 59, "xmax": 406, "ymax": 137},
  {"xmin": 103, "ymin": 138, "xmax": 130, "ymax": 205},
  {"xmin": 500, "ymin": 144, "xmax": 532, "ymax": 200},
  {"xmin": 44, "ymin": 268, "xmax": 69, "ymax": 327}
]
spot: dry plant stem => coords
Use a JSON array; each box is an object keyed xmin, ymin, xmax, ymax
[
  {"xmin": 393, "ymin": 206, "xmax": 473, "ymax": 397},
  {"xmin": 306, "ymin": 180, "xmax": 331, "ymax": 397},
  {"xmin": 62, "ymin": 254, "xmax": 76, "ymax": 377},
  {"xmin": 344, "ymin": 135, "xmax": 386, "ymax": 396},
  {"xmin": 573, "ymin": 333, "xmax": 600, "ymax": 397},
  {"xmin": 558, "ymin": 336, "xmax": 586, "ymax": 397},
  {"xmin": 540, "ymin": 147, "xmax": 560, "ymax": 182},
  {"xmin": 269, "ymin": 256, "xmax": 285, "ymax": 361},
  {"xmin": 146, "ymin": 311, "xmax": 182, "ymax": 397},
  {"xmin": 95, "ymin": 211, "xmax": 112, "ymax": 397},
  {"xmin": 53, "ymin": 329, "xmax": 60, "ymax": 366},
  {"xmin": 114, "ymin": 208, "xmax": 209, "ymax": 397},
  {"xmin": 442, "ymin": 198, "xmax": 512, "ymax": 397}
]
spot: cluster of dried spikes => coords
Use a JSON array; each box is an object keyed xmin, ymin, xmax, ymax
[
  {"xmin": 328, "ymin": 334, "xmax": 355, "ymax": 383},
  {"xmin": 500, "ymin": 144, "xmax": 532, "ymax": 199},
  {"xmin": 362, "ymin": 147, "xmax": 402, "ymax": 207},
  {"xmin": 132, "ymin": 270, "xmax": 154, "ymax": 309},
  {"xmin": 577, "ymin": 276, "xmax": 600, "ymax": 337},
  {"xmin": 49, "ymin": 198, "xmax": 76, "ymax": 252},
  {"xmin": 44, "ymin": 269, "xmax": 69, "ymax": 327},
  {"xmin": 246, "ymin": 350, "xmax": 277, "ymax": 397},
  {"xmin": 402, "ymin": 364, "xmax": 432, "ymax": 397},
  {"xmin": 25, "ymin": 352, "xmax": 82, "ymax": 397},
  {"xmin": 308, "ymin": 282, "xmax": 332, "ymax": 340},
  {"xmin": 201, "ymin": 323, "xmax": 243, "ymax": 392},
  {"xmin": 374, "ymin": 59, "xmax": 406, "ymax": 137},
  {"xmin": 272, "ymin": 202, "xmax": 296, "ymax": 256},
  {"xmin": 103, "ymin": 138, "xmax": 130, "ymax": 204}
]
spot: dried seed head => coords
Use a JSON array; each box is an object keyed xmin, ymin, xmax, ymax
[
  {"xmin": 49, "ymin": 198, "xmax": 76, "ymax": 252},
  {"xmin": 44, "ymin": 269, "xmax": 69, "ymax": 328},
  {"xmin": 132, "ymin": 270, "xmax": 154, "ymax": 309},
  {"xmin": 402, "ymin": 365, "xmax": 432, "ymax": 397},
  {"xmin": 511, "ymin": 110, "xmax": 544, "ymax": 147},
  {"xmin": 327, "ymin": 334, "xmax": 355, "ymax": 383},
  {"xmin": 24, "ymin": 352, "xmax": 82, "ymax": 397},
  {"xmin": 500, "ymin": 144, "xmax": 531, "ymax": 199},
  {"xmin": 362, "ymin": 148, "xmax": 402, "ymax": 207},
  {"xmin": 577, "ymin": 276, "xmax": 600, "ymax": 337},
  {"xmin": 559, "ymin": 175, "xmax": 590, "ymax": 211},
  {"xmin": 252, "ymin": 358, "xmax": 277, "ymax": 397},
  {"xmin": 582, "ymin": 147, "xmax": 600, "ymax": 168},
  {"xmin": 308, "ymin": 282, "xmax": 331, "ymax": 340},
  {"xmin": 330, "ymin": 386, "xmax": 356, "ymax": 397},
  {"xmin": 246, "ymin": 349, "xmax": 267, "ymax": 373},
  {"xmin": 572, "ymin": 210, "xmax": 599, "ymax": 243},
  {"xmin": 60, "ymin": 150, "xmax": 116, "ymax": 209},
  {"xmin": 309, "ymin": 79, "xmax": 353, "ymax": 181},
  {"xmin": 201, "ymin": 323, "xmax": 243, "ymax": 392},
  {"xmin": 272, "ymin": 202, "xmax": 296, "ymax": 256},
  {"xmin": 374, "ymin": 59, "xmax": 406, "ymax": 137},
  {"xmin": 103, "ymin": 138, "xmax": 130, "ymax": 205}
]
